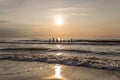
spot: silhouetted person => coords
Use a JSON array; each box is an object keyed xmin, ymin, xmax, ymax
[
  {"xmin": 56, "ymin": 38, "xmax": 58, "ymax": 43},
  {"xmin": 68, "ymin": 40, "xmax": 70, "ymax": 43},
  {"xmin": 71, "ymin": 38, "xmax": 73, "ymax": 43},
  {"xmin": 52, "ymin": 38, "xmax": 55, "ymax": 43},
  {"xmin": 49, "ymin": 38, "xmax": 51, "ymax": 43}
]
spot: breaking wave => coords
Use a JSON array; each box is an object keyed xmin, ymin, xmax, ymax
[
  {"xmin": 0, "ymin": 54, "xmax": 120, "ymax": 70},
  {"xmin": 0, "ymin": 48, "xmax": 120, "ymax": 56}
]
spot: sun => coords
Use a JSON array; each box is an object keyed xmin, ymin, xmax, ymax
[{"xmin": 56, "ymin": 16, "xmax": 63, "ymax": 25}]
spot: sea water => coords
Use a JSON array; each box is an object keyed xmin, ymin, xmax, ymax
[
  {"xmin": 0, "ymin": 38, "xmax": 120, "ymax": 70},
  {"xmin": 0, "ymin": 38, "xmax": 120, "ymax": 80}
]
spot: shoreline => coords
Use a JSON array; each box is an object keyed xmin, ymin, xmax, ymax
[{"xmin": 0, "ymin": 60, "xmax": 120, "ymax": 80}]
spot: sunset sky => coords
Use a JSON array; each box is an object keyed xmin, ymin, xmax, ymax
[{"xmin": 0, "ymin": 0, "xmax": 120, "ymax": 39}]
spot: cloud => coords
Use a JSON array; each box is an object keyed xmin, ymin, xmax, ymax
[
  {"xmin": 0, "ymin": 20, "xmax": 10, "ymax": 23},
  {"xmin": 52, "ymin": 7, "xmax": 92, "ymax": 11},
  {"xmin": 0, "ymin": 0, "xmax": 119, "ymax": 38},
  {"xmin": 50, "ymin": 7, "xmax": 92, "ymax": 16},
  {"xmin": 0, "ymin": 0, "xmax": 26, "ymax": 9}
]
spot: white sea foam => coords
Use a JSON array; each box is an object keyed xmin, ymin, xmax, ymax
[{"xmin": 0, "ymin": 53, "xmax": 120, "ymax": 70}]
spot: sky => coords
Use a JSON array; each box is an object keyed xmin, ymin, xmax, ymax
[{"xmin": 0, "ymin": 0, "xmax": 120, "ymax": 39}]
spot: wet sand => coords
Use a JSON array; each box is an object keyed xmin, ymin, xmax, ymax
[{"xmin": 0, "ymin": 60, "xmax": 120, "ymax": 80}]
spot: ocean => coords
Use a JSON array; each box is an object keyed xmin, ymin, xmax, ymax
[{"xmin": 0, "ymin": 38, "xmax": 120, "ymax": 80}]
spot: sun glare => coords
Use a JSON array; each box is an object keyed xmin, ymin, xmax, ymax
[
  {"xmin": 57, "ymin": 38, "xmax": 61, "ymax": 41},
  {"xmin": 56, "ymin": 16, "xmax": 63, "ymax": 25}
]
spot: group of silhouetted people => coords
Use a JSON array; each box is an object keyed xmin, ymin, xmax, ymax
[
  {"xmin": 49, "ymin": 38, "xmax": 60, "ymax": 43},
  {"xmin": 48, "ymin": 38, "xmax": 74, "ymax": 43}
]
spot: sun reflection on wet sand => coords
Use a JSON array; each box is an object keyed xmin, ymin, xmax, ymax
[
  {"xmin": 54, "ymin": 65, "xmax": 62, "ymax": 79},
  {"xmin": 47, "ymin": 65, "xmax": 66, "ymax": 80}
]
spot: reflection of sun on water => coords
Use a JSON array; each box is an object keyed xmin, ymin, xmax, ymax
[
  {"xmin": 56, "ymin": 53, "xmax": 63, "ymax": 56},
  {"xmin": 56, "ymin": 45, "xmax": 64, "ymax": 49},
  {"xmin": 54, "ymin": 65, "xmax": 62, "ymax": 79},
  {"xmin": 47, "ymin": 65, "xmax": 67, "ymax": 80}
]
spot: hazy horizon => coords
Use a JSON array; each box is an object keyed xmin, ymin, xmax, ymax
[{"xmin": 0, "ymin": 0, "xmax": 120, "ymax": 39}]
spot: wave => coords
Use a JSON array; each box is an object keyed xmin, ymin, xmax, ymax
[
  {"xmin": 0, "ymin": 54, "xmax": 120, "ymax": 70},
  {"xmin": 0, "ymin": 47, "xmax": 50, "ymax": 51},
  {"xmin": 0, "ymin": 48, "xmax": 120, "ymax": 56}
]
